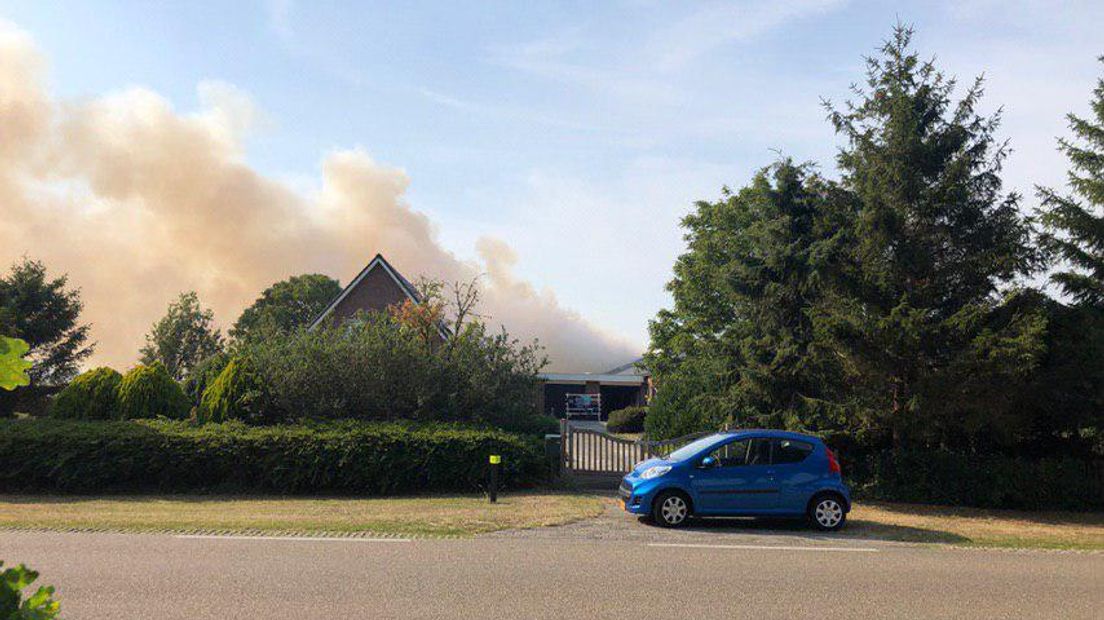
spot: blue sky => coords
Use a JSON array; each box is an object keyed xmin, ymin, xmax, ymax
[{"xmin": 2, "ymin": 0, "xmax": 1101, "ymax": 354}]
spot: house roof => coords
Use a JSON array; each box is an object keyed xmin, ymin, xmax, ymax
[
  {"xmin": 309, "ymin": 253, "xmax": 449, "ymax": 340},
  {"xmin": 603, "ymin": 357, "xmax": 647, "ymax": 376}
]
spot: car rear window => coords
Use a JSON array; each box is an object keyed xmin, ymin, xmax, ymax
[{"xmin": 772, "ymin": 439, "xmax": 814, "ymax": 464}]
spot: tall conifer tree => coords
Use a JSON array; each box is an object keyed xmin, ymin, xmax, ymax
[
  {"xmin": 819, "ymin": 26, "xmax": 1044, "ymax": 448},
  {"xmin": 1037, "ymin": 58, "xmax": 1104, "ymax": 307}
]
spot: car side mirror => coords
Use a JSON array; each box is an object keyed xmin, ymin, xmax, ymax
[{"xmin": 699, "ymin": 456, "xmax": 717, "ymax": 469}]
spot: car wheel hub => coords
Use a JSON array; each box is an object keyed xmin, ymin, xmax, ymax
[
  {"xmin": 815, "ymin": 499, "xmax": 842, "ymax": 527},
  {"xmin": 661, "ymin": 496, "xmax": 687, "ymax": 524}
]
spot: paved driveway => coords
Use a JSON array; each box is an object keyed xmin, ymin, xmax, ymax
[{"xmin": 2, "ymin": 526, "xmax": 1100, "ymax": 619}]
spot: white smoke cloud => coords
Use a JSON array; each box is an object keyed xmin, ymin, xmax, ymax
[{"xmin": 0, "ymin": 20, "xmax": 637, "ymax": 373}]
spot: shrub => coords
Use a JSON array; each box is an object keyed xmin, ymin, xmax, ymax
[
  {"xmin": 239, "ymin": 318, "xmax": 555, "ymax": 435},
  {"xmin": 606, "ymin": 406, "xmax": 647, "ymax": 433},
  {"xmin": 0, "ymin": 418, "xmax": 547, "ymax": 495},
  {"xmin": 182, "ymin": 351, "xmax": 230, "ymax": 406},
  {"xmin": 50, "ymin": 367, "xmax": 122, "ymax": 420},
  {"xmin": 117, "ymin": 362, "xmax": 190, "ymax": 420},
  {"xmin": 198, "ymin": 357, "xmax": 264, "ymax": 423},
  {"xmin": 844, "ymin": 449, "xmax": 1103, "ymax": 511}
]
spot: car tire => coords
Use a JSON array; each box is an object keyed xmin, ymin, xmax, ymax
[
  {"xmin": 652, "ymin": 491, "xmax": 691, "ymax": 528},
  {"xmin": 807, "ymin": 493, "xmax": 847, "ymax": 531}
]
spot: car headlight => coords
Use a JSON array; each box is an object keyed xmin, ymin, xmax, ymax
[{"xmin": 640, "ymin": 465, "xmax": 672, "ymax": 480}]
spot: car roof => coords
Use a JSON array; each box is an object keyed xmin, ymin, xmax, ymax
[{"xmin": 716, "ymin": 429, "xmax": 823, "ymax": 443}]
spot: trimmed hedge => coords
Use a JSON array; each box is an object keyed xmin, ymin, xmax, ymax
[
  {"xmin": 51, "ymin": 367, "xmax": 122, "ymax": 420},
  {"xmin": 606, "ymin": 406, "xmax": 647, "ymax": 433},
  {"xmin": 845, "ymin": 449, "xmax": 1103, "ymax": 511},
  {"xmin": 0, "ymin": 419, "xmax": 547, "ymax": 494},
  {"xmin": 118, "ymin": 362, "xmax": 190, "ymax": 420}
]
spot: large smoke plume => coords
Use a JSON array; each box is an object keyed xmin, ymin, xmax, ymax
[{"xmin": 0, "ymin": 21, "xmax": 637, "ymax": 373}]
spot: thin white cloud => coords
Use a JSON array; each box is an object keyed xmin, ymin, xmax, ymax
[{"xmin": 648, "ymin": 0, "xmax": 849, "ymax": 71}]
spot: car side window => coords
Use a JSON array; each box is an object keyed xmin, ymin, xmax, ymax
[
  {"xmin": 708, "ymin": 439, "xmax": 750, "ymax": 467},
  {"xmin": 772, "ymin": 439, "xmax": 814, "ymax": 464},
  {"xmin": 745, "ymin": 438, "xmax": 772, "ymax": 465}
]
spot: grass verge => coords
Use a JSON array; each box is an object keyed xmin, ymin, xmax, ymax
[
  {"xmin": 847, "ymin": 501, "xmax": 1104, "ymax": 550},
  {"xmin": 0, "ymin": 492, "xmax": 606, "ymax": 537}
]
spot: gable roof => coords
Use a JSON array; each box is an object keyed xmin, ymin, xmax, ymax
[{"xmin": 309, "ymin": 254, "xmax": 446, "ymax": 338}]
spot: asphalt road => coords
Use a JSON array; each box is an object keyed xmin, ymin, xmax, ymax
[{"xmin": 2, "ymin": 530, "xmax": 1101, "ymax": 619}]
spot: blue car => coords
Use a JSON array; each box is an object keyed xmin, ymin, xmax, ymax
[{"xmin": 619, "ymin": 430, "xmax": 851, "ymax": 530}]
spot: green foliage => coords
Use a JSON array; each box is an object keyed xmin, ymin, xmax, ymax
[
  {"xmin": 1037, "ymin": 58, "xmax": 1104, "ymax": 307},
  {"xmin": 0, "ymin": 562, "xmax": 61, "ymax": 619},
  {"xmin": 140, "ymin": 292, "xmax": 224, "ymax": 381},
  {"xmin": 847, "ymin": 450, "xmax": 1102, "ymax": 511},
  {"xmin": 644, "ymin": 161, "xmax": 848, "ymax": 439},
  {"xmin": 0, "ymin": 337, "xmax": 32, "ymax": 392},
  {"xmin": 606, "ymin": 406, "xmax": 647, "ymax": 433},
  {"xmin": 182, "ymin": 352, "xmax": 230, "ymax": 406},
  {"xmin": 0, "ymin": 419, "xmax": 547, "ymax": 494},
  {"xmin": 0, "ymin": 257, "xmax": 92, "ymax": 390},
  {"xmin": 117, "ymin": 362, "xmax": 190, "ymax": 420},
  {"xmin": 230, "ymin": 274, "xmax": 342, "ymax": 342},
  {"xmin": 239, "ymin": 313, "xmax": 552, "ymax": 434},
  {"xmin": 198, "ymin": 357, "xmax": 264, "ymax": 423},
  {"xmin": 819, "ymin": 26, "xmax": 1044, "ymax": 448},
  {"xmin": 50, "ymin": 367, "xmax": 122, "ymax": 420}
]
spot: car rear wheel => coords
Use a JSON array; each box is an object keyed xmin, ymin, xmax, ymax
[
  {"xmin": 652, "ymin": 491, "xmax": 691, "ymax": 528},
  {"xmin": 808, "ymin": 494, "xmax": 846, "ymax": 531}
]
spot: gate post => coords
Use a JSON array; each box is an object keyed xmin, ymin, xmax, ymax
[{"xmin": 560, "ymin": 418, "xmax": 570, "ymax": 473}]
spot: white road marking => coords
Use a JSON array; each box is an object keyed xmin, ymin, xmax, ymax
[
  {"xmin": 175, "ymin": 535, "xmax": 412, "ymax": 543},
  {"xmin": 647, "ymin": 542, "xmax": 879, "ymax": 553}
]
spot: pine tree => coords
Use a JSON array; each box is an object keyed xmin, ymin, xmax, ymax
[
  {"xmin": 1037, "ymin": 58, "xmax": 1104, "ymax": 307},
  {"xmin": 819, "ymin": 26, "xmax": 1044, "ymax": 449}
]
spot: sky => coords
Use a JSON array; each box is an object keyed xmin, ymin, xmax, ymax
[{"xmin": 0, "ymin": 0, "xmax": 1101, "ymax": 372}]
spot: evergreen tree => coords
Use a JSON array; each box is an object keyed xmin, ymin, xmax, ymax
[
  {"xmin": 645, "ymin": 161, "xmax": 845, "ymax": 438},
  {"xmin": 140, "ymin": 292, "xmax": 224, "ymax": 381},
  {"xmin": 819, "ymin": 26, "xmax": 1044, "ymax": 448},
  {"xmin": 0, "ymin": 258, "xmax": 93, "ymax": 386},
  {"xmin": 1037, "ymin": 58, "xmax": 1104, "ymax": 307}
]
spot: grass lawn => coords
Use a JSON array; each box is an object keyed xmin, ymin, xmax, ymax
[
  {"xmin": 846, "ymin": 501, "xmax": 1104, "ymax": 551},
  {"xmin": 0, "ymin": 492, "xmax": 606, "ymax": 537}
]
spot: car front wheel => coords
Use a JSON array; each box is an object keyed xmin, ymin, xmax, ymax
[
  {"xmin": 653, "ymin": 491, "xmax": 691, "ymax": 528},
  {"xmin": 808, "ymin": 494, "xmax": 846, "ymax": 531}
]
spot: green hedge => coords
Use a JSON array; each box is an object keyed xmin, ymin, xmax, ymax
[
  {"xmin": 0, "ymin": 419, "xmax": 548, "ymax": 494},
  {"xmin": 845, "ymin": 449, "xmax": 1103, "ymax": 511},
  {"xmin": 606, "ymin": 406, "xmax": 647, "ymax": 433}
]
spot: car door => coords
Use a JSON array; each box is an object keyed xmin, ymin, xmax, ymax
[
  {"xmin": 690, "ymin": 437, "xmax": 778, "ymax": 514},
  {"xmin": 770, "ymin": 438, "xmax": 816, "ymax": 513}
]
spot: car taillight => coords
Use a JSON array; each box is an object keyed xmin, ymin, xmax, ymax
[{"xmin": 827, "ymin": 449, "xmax": 841, "ymax": 475}]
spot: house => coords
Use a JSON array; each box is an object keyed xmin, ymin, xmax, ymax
[
  {"xmin": 538, "ymin": 358, "xmax": 652, "ymax": 421},
  {"xmin": 312, "ymin": 253, "xmax": 648, "ymax": 419},
  {"xmin": 309, "ymin": 253, "xmax": 449, "ymax": 340}
]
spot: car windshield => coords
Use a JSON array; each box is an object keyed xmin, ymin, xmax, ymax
[{"xmin": 664, "ymin": 435, "xmax": 727, "ymax": 462}]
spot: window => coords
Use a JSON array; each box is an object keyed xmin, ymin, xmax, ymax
[
  {"xmin": 705, "ymin": 438, "xmax": 771, "ymax": 467},
  {"xmin": 772, "ymin": 439, "xmax": 814, "ymax": 464}
]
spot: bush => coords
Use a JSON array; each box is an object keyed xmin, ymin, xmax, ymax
[
  {"xmin": 182, "ymin": 352, "xmax": 230, "ymax": 406},
  {"xmin": 0, "ymin": 418, "xmax": 548, "ymax": 494},
  {"xmin": 50, "ymin": 367, "xmax": 122, "ymax": 420},
  {"xmin": 198, "ymin": 357, "xmax": 264, "ymax": 423},
  {"xmin": 239, "ymin": 318, "xmax": 555, "ymax": 435},
  {"xmin": 117, "ymin": 362, "xmax": 190, "ymax": 420},
  {"xmin": 606, "ymin": 406, "xmax": 647, "ymax": 433},
  {"xmin": 845, "ymin": 449, "xmax": 1103, "ymax": 511}
]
